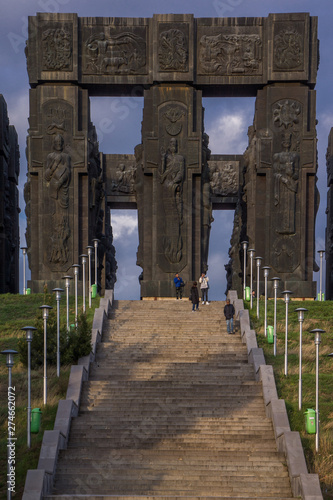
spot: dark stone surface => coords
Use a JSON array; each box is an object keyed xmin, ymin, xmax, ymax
[
  {"xmin": 0, "ymin": 95, "xmax": 20, "ymax": 293},
  {"xmin": 325, "ymin": 128, "xmax": 333, "ymax": 299},
  {"xmin": 25, "ymin": 12, "xmax": 319, "ymax": 298}
]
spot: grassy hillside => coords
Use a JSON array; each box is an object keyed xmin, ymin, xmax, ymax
[
  {"xmin": 0, "ymin": 292, "xmax": 100, "ymax": 499},
  {"xmin": 247, "ymin": 299, "xmax": 333, "ymax": 499}
]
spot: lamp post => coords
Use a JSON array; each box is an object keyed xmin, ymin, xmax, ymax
[
  {"xmin": 241, "ymin": 241, "xmax": 248, "ymax": 301},
  {"xmin": 1, "ymin": 349, "xmax": 18, "ymax": 500},
  {"xmin": 262, "ymin": 266, "xmax": 270, "ymax": 337},
  {"xmin": 93, "ymin": 238, "xmax": 100, "ymax": 287},
  {"xmin": 317, "ymin": 250, "xmax": 325, "ymax": 301},
  {"xmin": 39, "ymin": 305, "xmax": 53, "ymax": 405},
  {"xmin": 21, "ymin": 327, "xmax": 37, "ymax": 448},
  {"xmin": 63, "ymin": 275, "xmax": 72, "ymax": 332},
  {"xmin": 87, "ymin": 246, "xmax": 93, "ymax": 308},
  {"xmin": 80, "ymin": 254, "xmax": 88, "ymax": 313},
  {"xmin": 72, "ymin": 264, "xmax": 80, "ymax": 326},
  {"xmin": 21, "ymin": 247, "xmax": 27, "ymax": 295},
  {"xmin": 52, "ymin": 288, "xmax": 63, "ymax": 377},
  {"xmin": 281, "ymin": 290, "xmax": 293, "ymax": 376},
  {"xmin": 295, "ymin": 307, "xmax": 308, "ymax": 411},
  {"xmin": 248, "ymin": 248, "xmax": 255, "ymax": 309},
  {"xmin": 310, "ymin": 328, "xmax": 324, "ymax": 453},
  {"xmin": 255, "ymin": 257, "xmax": 263, "ymax": 319},
  {"xmin": 271, "ymin": 277, "xmax": 281, "ymax": 356}
]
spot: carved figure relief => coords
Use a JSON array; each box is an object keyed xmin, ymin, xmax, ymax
[
  {"xmin": 209, "ymin": 161, "xmax": 238, "ymax": 196},
  {"xmin": 199, "ymin": 33, "xmax": 262, "ymax": 75},
  {"xmin": 42, "ymin": 28, "xmax": 72, "ymax": 71},
  {"xmin": 158, "ymin": 28, "xmax": 188, "ymax": 72},
  {"xmin": 272, "ymin": 235, "xmax": 298, "ymax": 273},
  {"xmin": 202, "ymin": 133, "xmax": 213, "ymax": 273},
  {"xmin": 44, "ymin": 134, "xmax": 71, "ymax": 265},
  {"xmin": 159, "ymin": 138, "xmax": 185, "ymax": 264},
  {"xmin": 242, "ymin": 125, "xmax": 257, "ymax": 205},
  {"xmin": 164, "ymin": 106, "xmax": 186, "ymax": 136},
  {"xmin": 273, "ymin": 132, "xmax": 299, "ymax": 235},
  {"xmin": 111, "ymin": 163, "xmax": 136, "ymax": 194},
  {"xmin": 273, "ymin": 27, "xmax": 303, "ymax": 70},
  {"xmin": 85, "ymin": 31, "xmax": 146, "ymax": 74}
]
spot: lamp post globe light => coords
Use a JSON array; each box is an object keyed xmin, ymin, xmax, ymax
[
  {"xmin": 248, "ymin": 249, "xmax": 255, "ymax": 309},
  {"xmin": 271, "ymin": 277, "xmax": 281, "ymax": 356},
  {"xmin": 281, "ymin": 290, "xmax": 293, "ymax": 376},
  {"xmin": 310, "ymin": 328, "xmax": 324, "ymax": 453},
  {"xmin": 87, "ymin": 246, "xmax": 93, "ymax": 308},
  {"xmin": 255, "ymin": 257, "xmax": 263, "ymax": 319},
  {"xmin": 295, "ymin": 307, "xmax": 308, "ymax": 411},
  {"xmin": 39, "ymin": 305, "xmax": 53, "ymax": 405},
  {"xmin": 92, "ymin": 238, "xmax": 100, "ymax": 287},
  {"xmin": 52, "ymin": 288, "xmax": 64, "ymax": 378},
  {"xmin": 1, "ymin": 349, "xmax": 18, "ymax": 500},
  {"xmin": 262, "ymin": 266, "xmax": 271, "ymax": 337},
  {"xmin": 63, "ymin": 275, "xmax": 72, "ymax": 332},
  {"xmin": 241, "ymin": 241, "xmax": 248, "ymax": 301},
  {"xmin": 21, "ymin": 327, "xmax": 37, "ymax": 448},
  {"xmin": 21, "ymin": 247, "xmax": 27, "ymax": 295},
  {"xmin": 80, "ymin": 254, "xmax": 88, "ymax": 313},
  {"xmin": 317, "ymin": 250, "xmax": 325, "ymax": 301},
  {"xmin": 72, "ymin": 264, "xmax": 80, "ymax": 326}
]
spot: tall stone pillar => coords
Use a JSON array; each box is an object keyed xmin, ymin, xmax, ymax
[
  {"xmin": 244, "ymin": 84, "xmax": 318, "ymax": 297},
  {"xmin": 325, "ymin": 128, "xmax": 333, "ymax": 299},
  {"xmin": 138, "ymin": 84, "xmax": 210, "ymax": 297},
  {"xmin": 0, "ymin": 96, "xmax": 20, "ymax": 293}
]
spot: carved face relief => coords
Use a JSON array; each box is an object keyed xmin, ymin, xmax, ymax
[
  {"xmin": 42, "ymin": 28, "xmax": 72, "ymax": 71},
  {"xmin": 158, "ymin": 28, "xmax": 188, "ymax": 72},
  {"xmin": 209, "ymin": 161, "xmax": 239, "ymax": 196}
]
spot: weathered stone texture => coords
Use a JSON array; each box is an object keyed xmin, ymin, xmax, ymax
[{"xmin": 0, "ymin": 95, "xmax": 20, "ymax": 294}]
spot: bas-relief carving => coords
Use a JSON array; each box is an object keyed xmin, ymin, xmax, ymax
[
  {"xmin": 159, "ymin": 137, "xmax": 185, "ymax": 264},
  {"xmin": 111, "ymin": 162, "xmax": 136, "ymax": 194},
  {"xmin": 164, "ymin": 106, "xmax": 186, "ymax": 136},
  {"xmin": 158, "ymin": 28, "xmax": 188, "ymax": 72},
  {"xmin": 42, "ymin": 28, "xmax": 72, "ymax": 71},
  {"xmin": 209, "ymin": 161, "xmax": 238, "ymax": 196},
  {"xmin": 88, "ymin": 125, "xmax": 104, "ymax": 225},
  {"xmin": 273, "ymin": 132, "xmax": 299, "ymax": 235},
  {"xmin": 273, "ymin": 26, "xmax": 304, "ymax": 71},
  {"xmin": 202, "ymin": 133, "xmax": 213, "ymax": 273},
  {"xmin": 84, "ymin": 31, "xmax": 146, "ymax": 74},
  {"xmin": 199, "ymin": 33, "xmax": 262, "ymax": 75},
  {"xmin": 44, "ymin": 134, "xmax": 71, "ymax": 265}
]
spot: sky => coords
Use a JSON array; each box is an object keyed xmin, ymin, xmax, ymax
[{"xmin": 1, "ymin": 0, "xmax": 332, "ymax": 300}]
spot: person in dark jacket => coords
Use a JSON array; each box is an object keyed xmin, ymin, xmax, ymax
[
  {"xmin": 189, "ymin": 281, "xmax": 200, "ymax": 311},
  {"xmin": 224, "ymin": 299, "xmax": 235, "ymax": 334}
]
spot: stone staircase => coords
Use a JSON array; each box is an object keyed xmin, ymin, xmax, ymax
[{"xmin": 45, "ymin": 299, "xmax": 295, "ymax": 500}]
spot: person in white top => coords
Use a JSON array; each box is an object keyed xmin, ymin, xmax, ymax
[{"xmin": 199, "ymin": 272, "xmax": 209, "ymax": 304}]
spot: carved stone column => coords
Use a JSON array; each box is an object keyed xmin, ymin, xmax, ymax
[
  {"xmin": 245, "ymin": 84, "xmax": 318, "ymax": 297},
  {"xmin": 139, "ymin": 84, "xmax": 209, "ymax": 297},
  {"xmin": 0, "ymin": 96, "xmax": 20, "ymax": 293},
  {"xmin": 325, "ymin": 128, "xmax": 333, "ymax": 299}
]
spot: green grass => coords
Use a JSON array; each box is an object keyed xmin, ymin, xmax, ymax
[
  {"xmin": 0, "ymin": 292, "xmax": 100, "ymax": 498},
  {"xmin": 247, "ymin": 298, "xmax": 333, "ymax": 499}
]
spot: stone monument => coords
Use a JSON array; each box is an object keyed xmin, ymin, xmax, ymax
[
  {"xmin": 25, "ymin": 12, "xmax": 319, "ymax": 298},
  {"xmin": 0, "ymin": 95, "xmax": 20, "ymax": 294}
]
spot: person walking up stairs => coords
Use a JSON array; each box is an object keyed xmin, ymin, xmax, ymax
[{"xmin": 46, "ymin": 300, "xmax": 295, "ymax": 500}]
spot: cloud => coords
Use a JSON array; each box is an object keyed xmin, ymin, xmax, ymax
[
  {"xmin": 111, "ymin": 212, "xmax": 138, "ymax": 240},
  {"xmin": 205, "ymin": 103, "xmax": 253, "ymax": 155}
]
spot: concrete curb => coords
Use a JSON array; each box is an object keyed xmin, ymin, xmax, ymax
[
  {"xmin": 22, "ymin": 290, "xmax": 114, "ymax": 500},
  {"xmin": 227, "ymin": 291, "xmax": 323, "ymax": 500}
]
